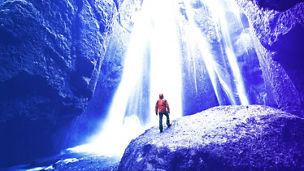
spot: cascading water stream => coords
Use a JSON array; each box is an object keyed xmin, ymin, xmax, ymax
[
  {"xmin": 182, "ymin": 0, "xmax": 250, "ymax": 105},
  {"xmin": 68, "ymin": 0, "xmax": 183, "ymax": 157},
  {"xmin": 148, "ymin": 0, "xmax": 183, "ymax": 123},
  {"xmin": 68, "ymin": 0, "xmax": 253, "ymax": 157},
  {"xmin": 203, "ymin": 0, "xmax": 249, "ymax": 105},
  {"xmin": 182, "ymin": 1, "xmax": 237, "ymax": 105}
]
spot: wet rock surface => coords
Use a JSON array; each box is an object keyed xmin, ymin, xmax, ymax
[
  {"xmin": 5, "ymin": 153, "xmax": 120, "ymax": 171},
  {"xmin": 0, "ymin": 0, "xmax": 117, "ymax": 167},
  {"xmin": 235, "ymin": 0, "xmax": 304, "ymax": 116},
  {"xmin": 49, "ymin": 155, "xmax": 119, "ymax": 171},
  {"xmin": 249, "ymin": 0, "xmax": 304, "ymax": 11},
  {"xmin": 119, "ymin": 105, "xmax": 304, "ymax": 170}
]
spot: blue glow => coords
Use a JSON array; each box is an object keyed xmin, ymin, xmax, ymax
[
  {"xmin": 69, "ymin": 0, "xmax": 183, "ymax": 157},
  {"xmin": 202, "ymin": 0, "xmax": 250, "ymax": 105},
  {"xmin": 69, "ymin": 0, "xmax": 252, "ymax": 157}
]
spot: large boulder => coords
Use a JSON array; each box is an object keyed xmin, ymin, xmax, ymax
[
  {"xmin": 0, "ymin": 0, "xmax": 116, "ymax": 167},
  {"xmin": 119, "ymin": 105, "xmax": 304, "ymax": 170},
  {"xmin": 234, "ymin": 0, "xmax": 304, "ymax": 116}
]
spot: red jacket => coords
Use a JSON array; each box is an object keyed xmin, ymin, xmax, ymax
[{"xmin": 155, "ymin": 99, "xmax": 170, "ymax": 114}]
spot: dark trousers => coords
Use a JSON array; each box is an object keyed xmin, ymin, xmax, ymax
[{"xmin": 159, "ymin": 112, "xmax": 171, "ymax": 131}]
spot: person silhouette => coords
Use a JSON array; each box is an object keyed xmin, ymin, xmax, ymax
[{"xmin": 155, "ymin": 93, "xmax": 171, "ymax": 132}]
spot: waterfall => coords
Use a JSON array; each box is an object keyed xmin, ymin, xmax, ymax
[
  {"xmin": 181, "ymin": 0, "xmax": 250, "ymax": 105},
  {"xmin": 204, "ymin": 0, "xmax": 249, "ymax": 105},
  {"xmin": 68, "ymin": 0, "xmax": 183, "ymax": 157},
  {"xmin": 68, "ymin": 0, "xmax": 252, "ymax": 157}
]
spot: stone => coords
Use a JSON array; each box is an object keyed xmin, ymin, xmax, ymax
[
  {"xmin": 235, "ymin": 0, "xmax": 304, "ymax": 116},
  {"xmin": 250, "ymin": 0, "xmax": 304, "ymax": 11},
  {"xmin": 0, "ymin": 0, "xmax": 116, "ymax": 167},
  {"xmin": 119, "ymin": 105, "xmax": 304, "ymax": 170}
]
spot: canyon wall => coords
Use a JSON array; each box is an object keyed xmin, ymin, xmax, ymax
[
  {"xmin": 235, "ymin": 0, "xmax": 304, "ymax": 116},
  {"xmin": 0, "ymin": 0, "xmax": 117, "ymax": 166}
]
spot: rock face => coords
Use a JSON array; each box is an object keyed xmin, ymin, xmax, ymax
[
  {"xmin": 119, "ymin": 105, "xmax": 304, "ymax": 170},
  {"xmin": 234, "ymin": 0, "xmax": 304, "ymax": 116},
  {"xmin": 250, "ymin": 0, "xmax": 303, "ymax": 11},
  {"xmin": 0, "ymin": 0, "xmax": 117, "ymax": 167},
  {"xmin": 64, "ymin": 0, "xmax": 143, "ymax": 147}
]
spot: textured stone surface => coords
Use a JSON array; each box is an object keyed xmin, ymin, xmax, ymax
[
  {"xmin": 249, "ymin": 0, "xmax": 304, "ymax": 11},
  {"xmin": 0, "ymin": 0, "xmax": 116, "ymax": 166},
  {"xmin": 235, "ymin": 0, "xmax": 304, "ymax": 116},
  {"xmin": 119, "ymin": 105, "xmax": 304, "ymax": 170},
  {"xmin": 65, "ymin": 0, "xmax": 143, "ymax": 148}
]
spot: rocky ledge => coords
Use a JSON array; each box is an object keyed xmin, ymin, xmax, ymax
[{"xmin": 119, "ymin": 105, "xmax": 304, "ymax": 170}]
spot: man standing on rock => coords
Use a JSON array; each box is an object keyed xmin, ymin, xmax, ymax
[{"xmin": 155, "ymin": 93, "xmax": 171, "ymax": 132}]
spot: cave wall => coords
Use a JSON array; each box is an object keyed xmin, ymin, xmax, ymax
[
  {"xmin": 235, "ymin": 0, "xmax": 304, "ymax": 116},
  {"xmin": 65, "ymin": 0, "xmax": 143, "ymax": 146},
  {"xmin": 0, "ymin": 0, "xmax": 117, "ymax": 167}
]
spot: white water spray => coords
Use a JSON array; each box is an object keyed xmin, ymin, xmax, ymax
[
  {"xmin": 182, "ymin": 0, "xmax": 250, "ymax": 105},
  {"xmin": 148, "ymin": 0, "xmax": 183, "ymax": 124},
  {"xmin": 204, "ymin": 0, "xmax": 249, "ymax": 105},
  {"xmin": 182, "ymin": 1, "xmax": 237, "ymax": 105},
  {"xmin": 68, "ymin": 0, "xmax": 183, "ymax": 157},
  {"xmin": 69, "ymin": 0, "xmax": 251, "ymax": 157}
]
